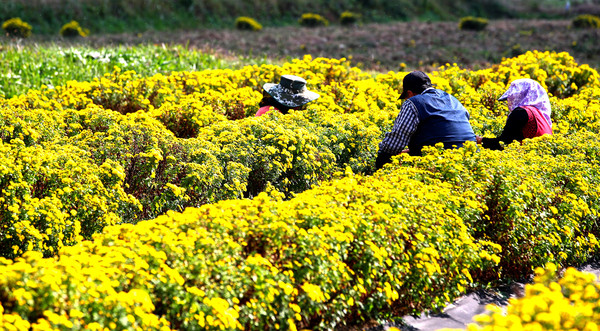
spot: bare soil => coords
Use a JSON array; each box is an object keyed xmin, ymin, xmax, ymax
[{"xmin": 80, "ymin": 19, "xmax": 600, "ymax": 72}]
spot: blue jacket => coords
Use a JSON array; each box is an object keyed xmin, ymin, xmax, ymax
[{"xmin": 407, "ymin": 89, "xmax": 476, "ymax": 156}]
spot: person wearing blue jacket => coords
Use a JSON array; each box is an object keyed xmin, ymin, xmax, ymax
[{"xmin": 376, "ymin": 71, "xmax": 476, "ymax": 169}]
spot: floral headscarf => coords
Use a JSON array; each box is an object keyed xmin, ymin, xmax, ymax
[{"xmin": 498, "ymin": 78, "xmax": 552, "ymax": 127}]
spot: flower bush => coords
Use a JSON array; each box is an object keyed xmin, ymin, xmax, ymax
[
  {"xmin": 340, "ymin": 11, "xmax": 361, "ymax": 26},
  {"xmin": 2, "ymin": 18, "xmax": 32, "ymax": 38},
  {"xmin": 390, "ymin": 133, "xmax": 600, "ymax": 279},
  {"xmin": 572, "ymin": 14, "xmax": 600, "ymax": 29},
  {"xmin": 59, "ymin": 20, "xmax": 89, "ymax": 38},
  {"xmin": 234, "ymin": 16, "xmax": 262, "ymax": 31},
  {"xmin": 458, "ymin": 16, "xmax": 488, "ymax": 31},
  {"xmin": 0, "ymin": 141, "xmax": 141, "ymax": 259},
  {"xmin": 0, "ymin": 51, "xmax": 599, "ymax": 257},
  {"xmin": 299, "ymin": 13, "xmax": 329, "ymax": 27},
  {"xmin": 451, "ymin": 263, "xmax": 600, "ymax": 330},
  {"xmin": 0, "ymin": 50, "xmax": 599, "ymax": 329},
  {"xmin": 0, "ymin": 168, "xmax": 500, "ymax": 330}
]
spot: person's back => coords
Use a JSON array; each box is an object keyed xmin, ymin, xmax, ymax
[
  {"xmin": 521, "ymin": 105, "xmax": 552, "ymax": 139},
  {"xmin": 376, "ymin": 71, "xmax": 476, "ymax": 169},
  {"xmin": 407, "ymin": 89, "xmax": 476, "ymax": 156}
]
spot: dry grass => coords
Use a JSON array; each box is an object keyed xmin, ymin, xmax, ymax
[{"xmin": 69, "ymin": 19, "xmax": 600, "ymax": 72}]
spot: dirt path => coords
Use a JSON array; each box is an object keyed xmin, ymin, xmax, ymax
[{"xmin": 370, "ymin": 260, "xmax": 600, "ymax": 331}]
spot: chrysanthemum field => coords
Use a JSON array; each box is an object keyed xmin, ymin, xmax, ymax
[{"xmin": 1, "ymin": 50, "xmax": 600, "ymax": 330}]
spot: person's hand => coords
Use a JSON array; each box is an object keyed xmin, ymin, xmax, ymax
[
  {"xmin": 401, "ymin": 149, "xmax": 410, "ymax": 153},
  {"xmin": 476, "ymin": 136, "xmax": 483, "ymax": 144}
]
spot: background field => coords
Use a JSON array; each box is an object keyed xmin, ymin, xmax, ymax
[
  {"xmin": 83, "ymin": 18, "xmax": 600, "ymax": 72},
  {"xmin": 3, "ymin": 1, "xmax": 600, "ymax": 86},
  {"xmin": 2, "ymin": 0, "xmax": 595, "ymax": 34}
]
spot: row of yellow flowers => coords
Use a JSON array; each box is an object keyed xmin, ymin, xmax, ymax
[
  {"xmin": 0, "ymin": 50, "xmax": 599, "ymax": 328},
  {"xmin": 1, "ymin": 51, "xmax": 598, "ymax": 259},
  {"xmin": 1, "ymin": 133, "xmax": 599, "ymax": 330},
  {"xmin": 393, "ymin": 132, "xmax": 600, "ymax": 280},
  {"xmin": 443, "ymin": 264, "xmax": 600, "ymax": 331},
  {"xmin": 0, "ymin": 164, "xmax": 501, "ymax": 330}
]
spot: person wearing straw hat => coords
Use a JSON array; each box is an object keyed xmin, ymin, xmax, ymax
[
  {"xmin": 376, "ymin": 71, "xmax": 476, "ymax": 169},
  {"xmin": 476, "ymin": 78, "xmax": 553, "ymax": 150},
  {"xmin": 256, "ymin": 75, "xmax": 320, "ymax": 117}
]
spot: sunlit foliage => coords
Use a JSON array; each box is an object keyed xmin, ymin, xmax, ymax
[{"xmin": 0, "ymin": 50, "xmax": 599, "ymax": 329}]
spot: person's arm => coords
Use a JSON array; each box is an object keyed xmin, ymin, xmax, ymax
[
  {"xmin": 481, "ymin": 107, "xmax": 528, "ymax": 150},
  {"xmin": 376, "ymin": 101, "xmax": 419, "ymax": 169}
]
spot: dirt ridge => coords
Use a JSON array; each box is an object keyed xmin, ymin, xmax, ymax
[{"xmin": 71, "ymin": 18, "xmax": 600, "ymax": 72}]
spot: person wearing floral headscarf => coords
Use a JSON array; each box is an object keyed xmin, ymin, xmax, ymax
[{"xmin": 476, "ymin": 78, "xmax": 553, "ymax": 150}]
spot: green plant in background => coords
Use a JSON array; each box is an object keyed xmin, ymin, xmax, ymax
[
  {"xmin": 299, "ymin": 13, "xmax": 329, "ymax": 27},
  {"xmin": 2, "ymin": 17, "xmax": 32, "ymax": 38},
  {"xmin": 340, "ymin": 11, "xmax": 361, "ymax": 26},
  {"xmin": 0, "ymin": 44, "xmax": 272, "ymax": 99},
  {"xmin": 59, "ymin": 20, "xmax": 89, "ymax": 38},
  {"xmin": 234, "ymin": 16, "xmax": 263, "ymax": 31},
  {"xmin": 572, "ymin": 14, "xmax": 600, "ymax": 29},
  {"xmin": 458, "ymin": 16, "xmax": 488, "ymax": 31}
]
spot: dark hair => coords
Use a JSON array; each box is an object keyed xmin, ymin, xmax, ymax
[
  {"xmin": 259, "ymin": 94, "xmax": 302, "ymax": 115},
  {"xmin": 412, "ymin": 85, "xmax": 430, "ymax": 95},
  {"xmin": 400, "ymin": 71, "xmax": 433, "ymax": 99}
]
